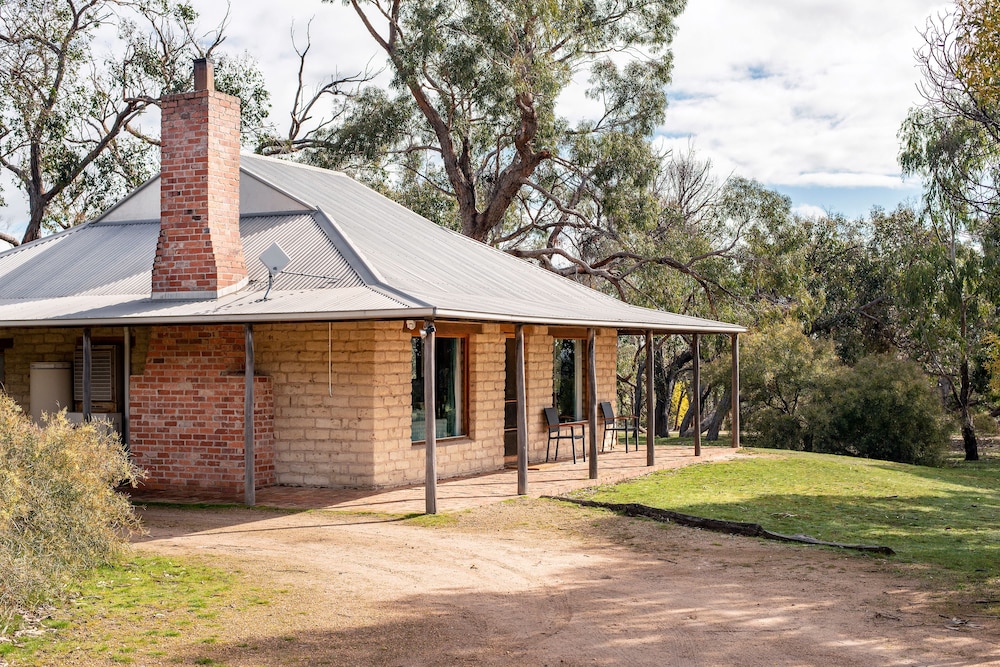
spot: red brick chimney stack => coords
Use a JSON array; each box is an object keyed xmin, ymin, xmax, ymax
[{"xmin": 152, "ymin": 58, "xmax": 247, "ymax": 299}]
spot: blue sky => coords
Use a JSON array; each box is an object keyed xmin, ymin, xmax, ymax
[{"xmin": 0, "ymin": 0, "xmax": 951, "ymax": 238}]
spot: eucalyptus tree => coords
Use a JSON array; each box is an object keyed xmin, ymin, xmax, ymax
[
  {"xmin": 910, "ymin": 0, "xmax": 1000, "ymax": 217},
  {"xmin": 896, "ymin": 0, "xmax": 1000, "ymax": 460},
  {"xmin": 886, "ymin": 171, "xmax": 993, "ymax": 461},
  {"xmin": 0, "ymin": 0, "xmax": 269, "ymax": 246},
  {"xmin": 268, "ymin": 0, "xmax": 683, "ymax": 271}
]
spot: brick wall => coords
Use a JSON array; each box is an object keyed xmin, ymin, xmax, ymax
[
  {"xmin": 254, "ymin": 321, "xmax": 412, "ymax": 488},
  {"xmin": 153, "ymin": 67, "xmax": 246, "ymax": 298},
  {"xmin": 0, "ymin": 323, "xmax": 621, "ymax": 493},
  {"xmin": 129, "ymin": 325, "xmax": 274, "ymax": 495}
]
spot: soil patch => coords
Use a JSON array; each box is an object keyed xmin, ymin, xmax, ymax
[{"xmin": 119, "ymin": 498, "xmax": 1000, "ymax": 666}]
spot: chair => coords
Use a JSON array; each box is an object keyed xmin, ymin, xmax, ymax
[
  {"xmin": 601, "ymin": 401, "xmax": 639, "ymax": 452},
  {"xmin": 544, "ymin": 407, "xmax": 586, "ymax": 463}
]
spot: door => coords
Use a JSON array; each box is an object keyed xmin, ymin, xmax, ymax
[{"xmin": 503, "ymin": 338, "xmax": 518, "ymax": 461}]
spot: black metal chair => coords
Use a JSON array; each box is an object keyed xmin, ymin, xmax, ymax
[
  {"xmin": 601, "ymin": 401, "xmax": 639, "ymax": 452},
  {"xmin": 544, "ymin": 407, "xmax": 586, "ymax": 463}
]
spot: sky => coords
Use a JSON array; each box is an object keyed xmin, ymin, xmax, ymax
[{"xmin": 0, "ymin": 0, "xmax": 953, "ymax": 237}]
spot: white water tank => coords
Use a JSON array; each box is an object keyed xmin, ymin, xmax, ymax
[{"xmin": 29, "ymin": 362, "xmax": 73, "ymax": 424}]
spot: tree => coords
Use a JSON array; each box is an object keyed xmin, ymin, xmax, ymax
[
  {"xmin": 0, "ymin": 0, "xmax": 270, "ymax": 247},
  {"xmin": 264, "ymin": 0, "xmax": 683, "ymax": 283},
  {"xmin": 910, "ymin": 0, "xmax": 1000, "ymax": 218},
  {"xmin": 872, "ymin": 193, "xmax": 992, "ymax": 461},
  {"xmin": 898, "ymin": 0, "xmax": 1000, "ymax": 460},
  {"xmin": 739, "ymin": 317, "xmax": 840, "ymax": 450},
  {"xmin": 807, "ymin": 355, "xmax": 949, "ymax": 466}
]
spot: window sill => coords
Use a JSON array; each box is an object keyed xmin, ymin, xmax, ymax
[{"xmin": 411, "ymin": 436, "xmax": 472, "ymax": 447}]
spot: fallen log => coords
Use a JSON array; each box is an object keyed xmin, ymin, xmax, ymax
[{"xmin": 544, "ymin": 496, "xmax": 895, "ymax": 555}]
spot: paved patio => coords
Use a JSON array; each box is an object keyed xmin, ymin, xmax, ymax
[{"xmin": 130, "ymin": 445, "xmax": 742, "ymax": 514}]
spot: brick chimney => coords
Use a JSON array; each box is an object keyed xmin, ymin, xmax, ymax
[{"xmin": 152, "ymin": 58, "xmax": 247, "ymax": 299}]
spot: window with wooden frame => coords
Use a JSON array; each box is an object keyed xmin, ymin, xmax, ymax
[
  {"xmin": 411, "ymin": 336, "xmax": 468, "ymax": 441},
  {"xmin": 553, "ymin": 338, "xmax": 587, "ymax": 422}
]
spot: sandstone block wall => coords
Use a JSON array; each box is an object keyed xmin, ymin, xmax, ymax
[
  {"xmin": 0, "ymin": 322, "xmax": 622, "ymax": 492},
  {"xmin": 0, "ymin": 326, "xmax": 145, "ymax": 414},
  {"xmin": 254, "ymin": 321, "xmax": 412, "ymax": 488}
]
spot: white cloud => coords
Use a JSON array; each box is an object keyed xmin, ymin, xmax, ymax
[
  {"xmin": 792, "ymin": 203, "xmax": 828, "ymax": 220},
  {"xmin": 660, "ymin": 0, "xmax": 953, "ymax": 191},
  {"xmin": 0, "ymin": 0, "xmax": 956, "ymax": 236}
]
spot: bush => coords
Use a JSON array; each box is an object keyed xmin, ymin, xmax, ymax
[
  {"xmin": 0, "ymin": 394, "xmax": 143, "ymax": 626},
  {"xmin": 740, "ymin": 317, "xmax": 840, "ymax": 451},
  {"xmin": 744, "ymin": 410, "xmax": 807, "ymax": 450},
  {"xmin": 973, "ymin": 411, "xmax": 999, "ymax": 436},
  {"xmin": 806, "ymin": 355, "xmax": 949, "ymax": 466}
]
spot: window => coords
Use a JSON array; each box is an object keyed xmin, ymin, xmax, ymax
[
  {"xmin": 553, "ymin": 339, "xmax": 584, "ymax": 421},
  {"xmin": 411, "ymin": 337, "xmax": 466, "ymax": 441}
]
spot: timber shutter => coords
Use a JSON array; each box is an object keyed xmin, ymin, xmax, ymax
[{"xmin": 74, "ymin": 345, "xmax": 117, "ymax": 404}]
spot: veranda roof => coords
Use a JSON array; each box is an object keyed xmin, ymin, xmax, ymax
[{"xmin": 0, "ymin": 154, "xmax": 744, "ymax": 334}]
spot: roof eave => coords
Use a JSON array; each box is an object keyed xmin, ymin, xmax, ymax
[{"xmin": 0, "ymin": 306, "xmax": 745, "ymax": 334}]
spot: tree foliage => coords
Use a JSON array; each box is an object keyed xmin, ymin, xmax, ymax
[
  {"xmin": 808, "ymin": 356, "xmax": 950, "ymax": 466},
  {"xmin": 0, "ymin": 0, "xmax": 270, "ymax": 246},
  {"xmin": 738, "ymin": 317, "xmax": 840, "ymax": 449},
  {"xmin": 0, "ymin": 395, "xmax": 142, "ymax": 623},
  {"xmin": 896, "ymin": 0, "xmax": 1000, "ymax": 460},
  {"xmin": 905, "ymin": 0, "xmax": 1000, "ymax": 216}
]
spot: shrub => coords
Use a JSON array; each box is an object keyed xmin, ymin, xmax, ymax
[
  {"xmin": 740, "ymin": 317, "xmax": 840, "ymax": 450},
  {"xmin": 744, "ymin": 410, "xmax": 807, "ymax": 450},
  {"xmin": 972, "ymin": 411, "xmax": 999, "ymax": 436},
  {"xmin": 0, "ymin": 394, "xmax": 143, "ymax": 627},
  {"xmin": 806, "ymin": 355, "xmax": 950, "ymax": 465}
]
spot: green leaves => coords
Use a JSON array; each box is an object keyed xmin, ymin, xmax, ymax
[
  {"xmin": 0, "ymin": 0, "xmax": 271, "ymax": 245},
  {"xmin": 0, "ymin": 395, "xmax": 142, "ymax": 621}
]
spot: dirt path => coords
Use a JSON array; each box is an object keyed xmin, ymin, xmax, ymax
[{"xmin": 132, "ymin": 499, "xmax": 1000, "ymax": 666}]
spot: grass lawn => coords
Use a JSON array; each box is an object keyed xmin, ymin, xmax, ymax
[
  {"xmin": 573, "ymin": 445, "xmax": 1000, "ymax": 603},
  {"xmin": 0, "ymin": 555, "xmax": 272, "ymax": 666}
]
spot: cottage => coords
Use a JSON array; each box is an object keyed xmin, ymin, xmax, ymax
[{"xmin": 0, "ymin": 60, "xmax": 744, "ymax": 512}]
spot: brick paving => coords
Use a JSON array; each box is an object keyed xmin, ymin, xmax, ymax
[{"xmin": 130, "ymin": 445, "xmax": 742, "ymax": 514}]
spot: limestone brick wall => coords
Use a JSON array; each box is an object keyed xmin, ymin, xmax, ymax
[
  {"xmin": 129, "ymin": 325, "xmax": 275, "ymax": 496},
  {"xmin": 0, "ymin": 326, "xmax": 137, "ymax": 415},
  {"xmin": 254, "ymin": 321, "xmax": 412, "ymax": 488},
  {"xmin": 525, "ymin": 326, "xmax": 555, "ymax": 461},
  {"xmin": 595, "ymin": 328, "xmax": 619, "ymax": 449},
  {"xmin": 526, "ymin": 327, "xmax": 618, "ymax": 461},
  {"xmin": 394, "ymin": 325, "xmax": 508, "ymax": 486},
  {"xmin": 595, "ymin": 328, "xmax": 618, "ymax": 407}
]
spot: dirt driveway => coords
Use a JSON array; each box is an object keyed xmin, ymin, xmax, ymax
[{"xmin": 135, "ymin": 499, "xmax": 1000, "ymax": 666}]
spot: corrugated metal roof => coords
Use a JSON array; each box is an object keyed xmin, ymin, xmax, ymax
[
  {"xmin": 240, "ymin": 155, "xmax": 744, "ymax": 333},
  {"xmin": 0, "ymin": 212, "xmax": 365, "ymax": 296},
  {"xmin": 0, "ymin": 154, "xmax": 744, "ymax": 333},
  {"xmin": 0, "ymin": 286, "xmax": 409, "ymax": 325}
]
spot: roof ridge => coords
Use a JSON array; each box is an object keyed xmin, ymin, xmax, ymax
[{"xmin": 240, "ymin": 152, "xmax": 349, "ymax": 178}]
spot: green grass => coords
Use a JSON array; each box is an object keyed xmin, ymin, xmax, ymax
[
  {"xmin": 0, "ymin": 555, "xmax": 265, "ymax": 666},
  {"xmin": 573, "ymin": 448, "xmax": 1000, "ymax": 598},
  {"xmin": 610, "ymin": 433, "xmax": 739, "ymax": 449}
]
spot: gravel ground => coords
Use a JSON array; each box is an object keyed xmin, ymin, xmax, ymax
[{"xmin": 122, "ymin": 498, "xmax": 1000, "ymax": 666}]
